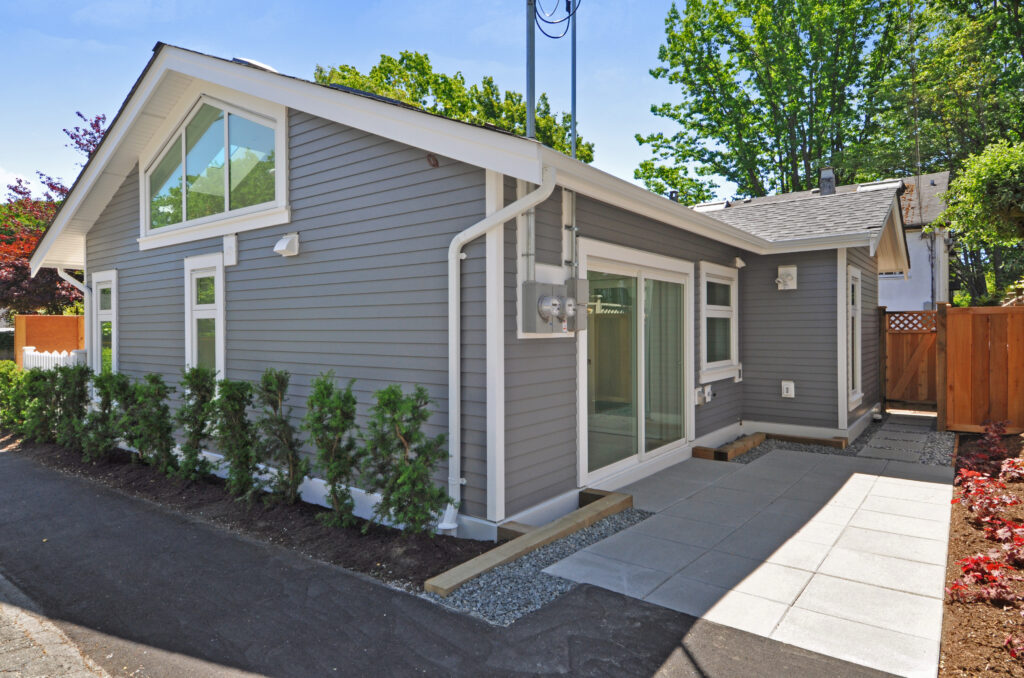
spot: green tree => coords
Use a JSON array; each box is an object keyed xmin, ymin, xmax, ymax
[
  {"xmin": 314, "ymin": 51, "xmax": 593, "ymax": 163},
  {"xmin": 853, "ymin": 2, "xmax": 1024, "ymax": 179},
  {"xmin": 636, "ymin": 0, "xmax": 904, "ymax": 201}
]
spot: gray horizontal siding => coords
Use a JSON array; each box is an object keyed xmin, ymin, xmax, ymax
[
  {"xmin": 504, "ymin": 219, "xmax": 577, "ymax": 517},
  {"xmin": 849, "ymin": 246, "xmax": 880, "ymax": 424},
  {"xmin": 740, "ymin": 250, "xmax": 838, "ymax": 428},
  {"xmin": 533, "ymin": 189, "xmax": 563, "ymax": 267},
  {"xmin": 86, "ymin": 109, "xmax": 489, "ymax": 518}
]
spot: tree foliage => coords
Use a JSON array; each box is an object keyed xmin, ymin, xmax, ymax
[
  {"xmin": 0, "ymin": 112, "xmax": 107, "ymax": 321},
  {"xmin": 854, "ymin": 1, "xmax": 1024, "ymax": 179},
  {"xmin": 303, "ymin": 371, "xmax": 360, "ymax": 527},
  {"xmin": 255, "ymin": 368, "xmax": 308, "ymax": 504},
  {"xmin": 314, "ymin": 51, "xmax": 593, "ymax": 163},
  {"xmin": 175, "ymin": 366, "xmax": 216, "ymax": 480},
  {"xmin": 214, "ymin": 378, "xmax": 261, "ymax": 501},
  {"xmin": 638, "ymin": 0, "xmax": 1024, "ymax": 202},
  {"xmin": 636, "ymin": 0, "xmax": 903, "ymax": 201},
  {"xmin": 940, "ymin": 141, "xmax": 1024, "ymax": 243},
  {"xmin": 359, "ymin": 385, "xmax": 450, "ymax": 535}
]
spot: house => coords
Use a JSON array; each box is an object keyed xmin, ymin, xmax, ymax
[
  {"xmin": 881, "ymin": 172, "xmax": 951, "ymax": 311},
  {"xmin": 29, "ymin": 44, "xmax": 909, "ymax": 540}
]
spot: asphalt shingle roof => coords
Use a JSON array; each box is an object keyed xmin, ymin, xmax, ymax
[{"xmin": 702, "ymin": 186, "xmax": 898, "ymax": 242}]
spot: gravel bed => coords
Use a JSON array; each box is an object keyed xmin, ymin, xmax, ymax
[
  {"xmin": 920, "ymin": 429, "xmax": 956, "ymax": 466},
  {"xmin": 731, "ymin": 416, "xmax": 887, "ymax": 465},
  {"xmin": 732, "ymin": 414, "xmax": 956, "ymax": 467},
  {"xmin": 423, "ymin": 508, "xmax": 652, "ymax": 626}
]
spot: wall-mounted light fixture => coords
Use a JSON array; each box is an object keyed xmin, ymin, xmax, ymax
[{"xmin": 776, "ymin": 265, "xmax": 797, "ymax": 290}]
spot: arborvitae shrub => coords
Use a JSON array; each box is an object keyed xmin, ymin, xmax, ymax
[
  {"xmin": 81, "ymin": 371, "xmax": 130, "ymax": 463},
  {"xmin": 256, "ymin": 368, "xmax": 308, "ymax": 504},
  {"xmin": 214, "ymin": 378, "xmax": 260, "ymax": 501},
  {"xmin": 360, "ymin": 385, "xmax": 451, "ymax": 535},
  {"xmin": 128, "ymin": 374, "xmax": 177, "ymax": 475},
  {"xmin": 0, "ymin": 361, "xmax": 25, "ymax": 430},
  {"xmin": 303, "ymin": 371, "xmax": 359, "ymax": 526},
  {"xmin": 53, "ymin": 364, "xmax": 92, "ymax": 452},
  {"xmin": 20, "ymin": 368, "xmax": 57, "ymax": 442},
  {"xmin": 174, "ymin": 366, "xmax": 216, "ymax": 480}
]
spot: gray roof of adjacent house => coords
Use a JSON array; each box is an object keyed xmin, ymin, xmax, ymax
[
  {"xmin": 695, "ymin": 182, "xmax": 902, "ymax": 243},
  {"xmin": 693, "ymin": 171, "xmax": 948, "ymax": 238}
]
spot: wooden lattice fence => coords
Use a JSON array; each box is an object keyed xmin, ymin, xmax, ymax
[{"xmin": 885, "ymin": 310, "xmax": 938, "ymax": 406}]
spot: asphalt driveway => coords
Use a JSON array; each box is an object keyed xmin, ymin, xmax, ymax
[{"xmin": 0, "ymin": 448, "xmax": 895, "ymax": 678}]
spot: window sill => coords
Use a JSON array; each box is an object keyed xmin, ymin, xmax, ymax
[
  {"xmin": 138, "ymin": 204, "xmax": 290, "ymax": 251},
  {"xmin": 849, "ymin": 392, "xmax": 864, "ymax": 410},
  {"xmin": 700, "ymin": 364, "xmax": 742, "ymax": 384}
]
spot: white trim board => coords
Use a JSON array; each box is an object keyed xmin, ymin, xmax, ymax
[
  {"xmin": 484, "ymin": 169, "xmax": 506, "ymax": 522},
  {"xmin": 836, "ymin": 248, "xmax": 848, "ymax": 430},
  {"xmin": 90, "ymin": 269, "xmax": 118, "ymax": 373}
]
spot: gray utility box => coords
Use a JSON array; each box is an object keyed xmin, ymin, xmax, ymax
[{"xmin": 522, "ymin": 278, "xmax": 588, "ymax": 334}]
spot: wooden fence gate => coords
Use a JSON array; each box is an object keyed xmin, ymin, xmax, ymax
[
  {"xmin": 939, "ymin": 305, "xmax": 1024, "ymax": 433},
  {"xmin": 884, "ymin": 310, "xmax": 938, "ymax": 407}
]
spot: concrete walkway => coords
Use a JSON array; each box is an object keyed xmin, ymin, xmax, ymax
[
  {"xmin": 0, "ymin": 450, "xmax": 893, "ymax": 678},
  {"xmin": 856, "ymin": 414, "xmax": 935, "ymax": 463},
  {"xmin": 545, "ymin": 449, "xmax": 954, "ymax": 678},
  {"xmin": 0, "ymin": 573, "xmax": 108, "ymax": 678}
]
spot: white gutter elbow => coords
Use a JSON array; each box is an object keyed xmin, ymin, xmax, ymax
[
  {"xmin": 56, "ymin": 267, "xmax": 87, "ymax": 295},
  {"xmin": 441, "ymin": 165, "xmax": 557, "ymax": 534}
]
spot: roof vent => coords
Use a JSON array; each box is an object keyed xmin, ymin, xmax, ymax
[
  {"xmin": 232, "ymin": 58, "xmax": 279, "ymax": 73},
  {"xmin": 819, "ymin": 167, "xmax": 836, "ymax": 196}
]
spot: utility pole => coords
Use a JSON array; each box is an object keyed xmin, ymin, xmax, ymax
[
  {"xmin": 526, "ymin": 0, "xmax": 536, "ymax": 139},
  {"xmin": 570, "ymin": 0, "xmax": 576, "ymax": 158}
]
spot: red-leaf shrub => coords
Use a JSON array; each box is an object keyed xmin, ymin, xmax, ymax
[
  {"xmin": 1002, "ymin": 458, "xmax": 1024, "ymax": 482},
  {"xmin": 947, "ymin": 553, "xmax": 1020, "ymax": 605},
  {"xmin": 954, "ymin": 469, "xmax": 1021, "ymax": 524}
]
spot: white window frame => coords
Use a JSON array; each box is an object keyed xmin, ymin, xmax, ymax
[
  {"xmin": 184, "ymin": 252, "xmax": 225, "ymax": 377},
  {"xmin": 847, "ymin": 265, "xmax": 863, "ymax": 410},
  {"xmin": 699, "ymin": 261, "xmax": 741, "ymax": 383},
  {"xmin": 91, "ymin": 269, "xmax": 118, "ymax": 373},
  {"xmin": 139, "ymin": 91, "xmax": 289, "ymax": 252}
]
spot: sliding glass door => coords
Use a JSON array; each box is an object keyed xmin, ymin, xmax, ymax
[{"xmin": 586, "ymin": 263, "xmax": 687, "ymax": 476}]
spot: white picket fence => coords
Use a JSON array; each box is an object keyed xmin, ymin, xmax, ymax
[{"xmin": 22, "ymin": 347, "xmax": 87, "ymax": 370}]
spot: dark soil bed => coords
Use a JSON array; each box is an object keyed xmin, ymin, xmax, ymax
[
  {"xmin": 940, "ymin": 433, "xmax": 1024, "ymax": 677},
  {"xmin": 0, "ymin": 432, "xmax": 493, "ymax": 590}
]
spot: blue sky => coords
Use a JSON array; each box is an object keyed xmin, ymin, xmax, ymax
[{"xmin": 0, "ymin": 0, "xmax": 731, "ymax": 200}]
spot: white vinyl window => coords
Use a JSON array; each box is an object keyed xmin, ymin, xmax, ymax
[
  {"xmin": 699, "ymin": 261, "xmax": 741, "ymax": 383},
  {"xmin": 848, "ymin": 266, "xmax": 863, "ymax": 409},
  {"xmin": 91, "ymin": 270, "xmax": 118, "ymax": 373},
  {"xmin": 141, "ymin": 95, "xmax": 288, "ymax": 249},
  {"xmin": 184, "ymin": 253, "xmax": 225, "ymax": 376}
]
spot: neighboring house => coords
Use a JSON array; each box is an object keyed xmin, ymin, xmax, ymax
[
  {"xmin": 29, "ymin": 44, "xmax": 909, "ymax": 539},
  {"xmin": 880, "ymin": 172, "xmax": 951, "ymax": 311}
]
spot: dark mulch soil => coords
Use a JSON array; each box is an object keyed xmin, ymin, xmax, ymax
[
  {"xmin": 0, "ymin": 432, "xmax": 493, "ymax": 590},
  {"xmin": 940, "ymin": 433, "xmax": 1024, "ymax": 678}
]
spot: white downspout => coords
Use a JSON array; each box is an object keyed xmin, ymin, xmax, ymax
[
  {"xmin": 439, "ymin": 165, "xmax": 557, "ymax": 533},
  {"xmin": 56, "ymin": 267, "xmax": 87, "ymax": 295}
]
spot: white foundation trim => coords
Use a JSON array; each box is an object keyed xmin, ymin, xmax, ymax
[
  {"xmin": 846, "ymin": 406, "xmax": 877, "ymax": 443},
  {"xmin": 484, "ymin": 169, "xmax": 506, "ymax": 522},
  {"xmin": 740, "ymin": 420, "xmax": 847, "ymax": 440}
]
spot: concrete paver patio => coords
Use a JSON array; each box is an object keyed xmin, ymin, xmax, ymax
[{"xmin": 544, "ymin": 449, "xmax": 954, "ymax": 678}]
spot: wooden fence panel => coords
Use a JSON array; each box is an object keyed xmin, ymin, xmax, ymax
[
  {"xmin": 942, "ymin": 306, "xmax": 1024, "ymax": 433},
  {"xmin": 885, "ymin": 311, "xmax": 937, "ymax": 406}
]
